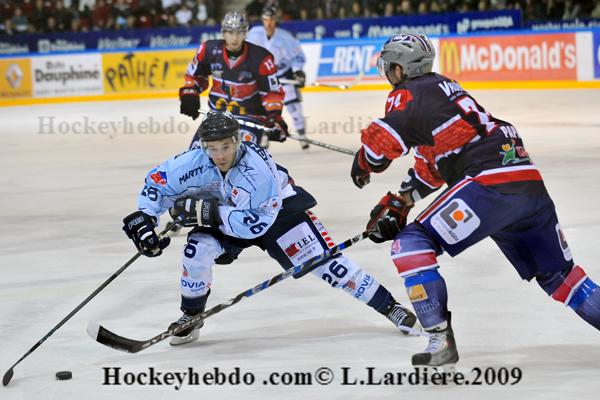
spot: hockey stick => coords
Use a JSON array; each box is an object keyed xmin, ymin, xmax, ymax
[
  {"xmin": 279, "ymin": 78, "xmax": 302, "ymax": 86},
  {"xmin": 198, "ymin": 110, "xmax": 356, "ymax": 155},
  {"xmin": 2, "ymin": 219, "xmax": 181, "ymax": 387},
  {"xmin": 87, "ymin": 231, "xmax": 370, "ymax": 354},
  {"xmin": 312, "ymin": 71, "xmax": 365, "ymax": 90},
  {"xmin": 287, "ymin": 134, "xmax": 356, "ymax": 156}
]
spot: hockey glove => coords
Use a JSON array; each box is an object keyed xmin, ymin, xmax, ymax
[
  {"xmin": 122, "ymin": 211, "xmax": 171, "ymax": 257},
  {"xmin": 292, "ymin": 70, "xmax": 306, "ymax": 88},
  {"xmin": 366, "ymin": 192, "xmax": 413, "ymax": 243},
  {"xmin": 350, "ymin": 147, "xmax": 371, "ymax": 188},
  {"xmin": 179, "ymin": 86, "xmax": 200, "ymax": 120},
  {"xmin": 265, "ymin": 114, "xmax": 289, "ymax": 142},
  {"xmin": 170, "ymin": 197, "xmax": 222, "ymax": 228}
]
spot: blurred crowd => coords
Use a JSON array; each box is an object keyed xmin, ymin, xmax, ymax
[
  {"xmin": 1, "ymin": 0, "xmax": 599, "ymax": 36},
  {"xmin": 250, "ymin": 1, "xmax": 600, "ymax": 22},
  {"xmin": 0, "ymin": 0, "xmax": 223, "ymax": 35}
]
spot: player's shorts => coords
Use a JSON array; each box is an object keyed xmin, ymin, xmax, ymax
[
  {"xmin": 188, "ymin": 209, "xmax": 336, "ymax": 275},
  {"xmin": 415, "ymin": 178, "xmax": 574, "ymax": 281}
]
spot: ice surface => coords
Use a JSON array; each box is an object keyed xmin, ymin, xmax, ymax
[{"xmin": 1, "ymin": 89, "xmax": 599, "ymax": 400}]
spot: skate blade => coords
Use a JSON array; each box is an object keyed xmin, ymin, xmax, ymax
[{"xmin": 169, "ymin": 329, "xmax": 199, "ymax": 346}]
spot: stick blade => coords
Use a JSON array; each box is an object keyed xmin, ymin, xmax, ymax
[
  {"xmin": 87, "ymin": 320, "xmax": 145, "ymax": 353},
  {"xmin": 3, "ymin": 368, "xmax": 14, "ymax": 386}
]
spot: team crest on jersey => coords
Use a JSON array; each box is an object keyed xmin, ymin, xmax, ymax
[
  {"xmin": 431, "ymin": 199, "xmax": 480, "ymax": 245},
  {"xmin": 500, "ymin": 139, "xmax": 530, "ymax": 166},
  {"xmin": 150, "ymin": 170, "xmax": 168, "ymax": 186}
]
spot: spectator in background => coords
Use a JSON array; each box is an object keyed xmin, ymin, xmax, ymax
[
  {"xmin": 162, "ymin": 0, "xmax": 181, "ymax": 13},
  {"xmin": 10, "ymin": 7, "xmax": 29, "ymax": 33},
  {"xmin": 45, "ymin": 15, "xmax": 59, "ymax": 33},
  {"xmin": 175, "ymin": 2, "xmax": 193, "ymax": 26},
  {"xmin": 1, "ymin": 18, "xmax": 14, "ymax": 35},
  {"xmin": 30, "ymin": 0, "xmax": 48, "ymax": 32},
  {"xmin": 592, "ymin": 1, "xmax": 600, "ymax": 19},
  {"xmin": 562, "ymin": 0, "xmax": 581, "ymax": 20},
  {"xmin": 194, "ymin": 0, "xmax": 208, "ymax": 25},
  {"xmin": 79, "ymin": 0, "xmax": 96, "ymax": 12},
  {"xmin": 54, "ymin": 0, "xmax": 74, "ymax": 31}
]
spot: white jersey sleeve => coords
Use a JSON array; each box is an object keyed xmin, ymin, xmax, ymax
[{"xmin": 246, "ymin": 26, "xmax": 305, "ymax": 76}]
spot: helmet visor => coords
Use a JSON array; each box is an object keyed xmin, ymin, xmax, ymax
[{"xmin": 376, "ymin": 56, "xmax": 389, "ymax": 78}]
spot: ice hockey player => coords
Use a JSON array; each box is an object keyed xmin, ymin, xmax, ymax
[
  {"xmin": 179, "ymin": 11, "xmax": 288, "ymax": 148},
  {"xmin": 350, "ymin": 33, "xmax": 600, "ymax": 369},
  {"xmin": 122, "ymin": 111, "xmax": 419, "ymax": 346},
  {"xmin": 247, "ymin": 5, "xmax": 309, "ymax": 150}
]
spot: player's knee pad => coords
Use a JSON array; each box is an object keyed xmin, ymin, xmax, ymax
[
  {"xmin": 311, "ymin": 255, "xmax": 380, "ymax": 303},
  {"xmin": 538, "ymin": 265, "xmax": 600, "ymax": 330},
  {"xmin": 403, "ymin": 268, "xmax": 449, "ymax": 330},
  {"xmin": 180, "ymin": 233, "xmax": 224, "ymax": 298},
  {"xmin": 391, "ymin": 223, "xmax": 439, "ymax": 277}
]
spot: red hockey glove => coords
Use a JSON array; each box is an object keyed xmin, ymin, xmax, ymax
[
  {"xmin": 179, "ymin": 86, "xmax": 200, "ymax": 120},
  {"xmin": 366, "ymin": 192, "xmax": 413, "ymax": 243}
]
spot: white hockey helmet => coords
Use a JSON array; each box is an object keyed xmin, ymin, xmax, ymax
[
  {"xmin": 221, "ymin": 11, "xmax": 249, "ymax": 33},
  {"xmin": 377, "ymin": 33, "xmax": 435, "ymax": 81}
]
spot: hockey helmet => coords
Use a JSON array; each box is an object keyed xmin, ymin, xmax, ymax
[
  {"xmin": 221, "ymin": 11, "xmax": 249, "ymax": 33},
  {"xmin": 377, "ymin": 34, "xmax": 435, "ymax": 81},
  {"xmin": 261, "ymin": 5, "xmax": 278, "ymax": 19},
  {"xmin": 197, "ymin": 111, "xmax": 240, "ymax": 145}
]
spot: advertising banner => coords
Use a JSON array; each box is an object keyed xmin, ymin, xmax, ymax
[
  {"xmin": 438, "ymin": 33, "xmax": 577, "ymax": 81},
  {"xmin": 594, "ymin": 31, "xmax": 600, "ymax": 79},
  {"xmin": 32, "ymin": 54, "xmax": 103, "ymax": 97},
  {"xmin": 0, "ymin": 11, "xmax": 521, "ymax": 55},
  {"xmin": 101, "ymin": 50, "xmax": 192, "ymax": 93},
  {"xmin": 0, "ymin": 58, "xmax": 32, "ymax": 99}
]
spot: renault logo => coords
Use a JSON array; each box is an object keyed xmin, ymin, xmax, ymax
[{"xmin": 5, "ymin": 64, "xmax": 23, "ymax": 89}]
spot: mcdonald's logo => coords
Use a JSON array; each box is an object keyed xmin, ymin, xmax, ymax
[{"xmin": 440, "ymin": 41, "xmax": 461, "ymax": 75}]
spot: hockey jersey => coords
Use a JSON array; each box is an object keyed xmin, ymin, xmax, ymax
[
  {"xmin": 137, "ymin": 142, "xmax": 314, "ymax": 240},
  {"xmin": 361, "ymin": 73, "xmax": 545, "ymax": 198},
  {"xmin": 183, "ymin": 40, "xmax": 285, "ymax": 122},
  {"xmin": 246, "ymin": 26, "xmax": 306, "ymax": 79}
]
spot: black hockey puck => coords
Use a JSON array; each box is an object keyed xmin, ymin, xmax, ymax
[{"xmin": 55, "ymin": 371, "xmax": 72, "ymax": 381}]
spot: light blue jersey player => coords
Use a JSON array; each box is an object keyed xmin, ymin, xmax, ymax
[
  {"xmin": 122, "ymin": 111, "xmax": 418, "ymax": 345},
  {"xmin": 247, "ymin": 5, "xmax": 309, "ymax": 149}
]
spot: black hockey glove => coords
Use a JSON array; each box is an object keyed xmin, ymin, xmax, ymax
[
  {"xmin": 179, "ymin": 86, "xmax": 200, "ymax": 120},
  {"xmin": 265, "ymin": 114, "xmax": 289, "ymax": 142},
  {"xmin": 169, "ymin": 197, "xmax": 222, "ymax": 228},
  {"xmin": 292, "ymin": 70, "xmax": 306, "ymax": 88},
  {"xmin": 366, "ymin": 192, "xmax": 413, "ymax": 243},
  {"xmin": 122, "ymin": 211, "xmax": 171, "ymax": 257},
  {"xmin": 350, "ymin": 148, "xmax": 371, "ymax": 188}
]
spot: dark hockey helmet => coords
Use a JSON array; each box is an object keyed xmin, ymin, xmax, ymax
[
  {"xmin": 197, "ymin": 111, "xmax": 241, "ymax": 144},
  {"xmin": 261, "ymin": 5, "xmax": 278, "ymax": 19},
  {"xmin": 377, "ymin": 33, "xmax": 435, "ymax": 82},
  {"xmin": 221, "ymin": 11, "xmax": 249, "ymax": 33}
]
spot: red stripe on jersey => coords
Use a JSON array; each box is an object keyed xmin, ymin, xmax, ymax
[
  {"xmin": 552, "ymin": 265, "xmax": 587, "ymax": 304},
  {"xmin": 473, "ymin": 168, "xmax": 542, "ymax": 186},
  {"xmin": 223, "ymin": 43, "xmax": 249, "ymax": 70},
  {"xmin": 393, "ymin": 251, "xmax": 438, "ymax": 274},
  {"xmin": 361, "ymin": 121, "xmax": 407, "ymax": 159}
]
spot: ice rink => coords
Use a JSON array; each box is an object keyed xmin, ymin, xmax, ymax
[{"xmin": 1, "ymin": 88, "xmax": 599, "ymax": 400}]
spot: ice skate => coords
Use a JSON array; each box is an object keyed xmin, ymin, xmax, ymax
[
  {"xmin": 412, "ymin": 317, "xmax": 458, "ymax": 372},
  {"xmin": 386, "ymin": 302, "xmax": 420, "ymax": 335},
  {"xmin": 169, "ymin": 310, "xmax": 204, "ymax": 346},
  {"xmin": 297, "ymin": 130, "xmax": 309, "ymax": 150}
]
